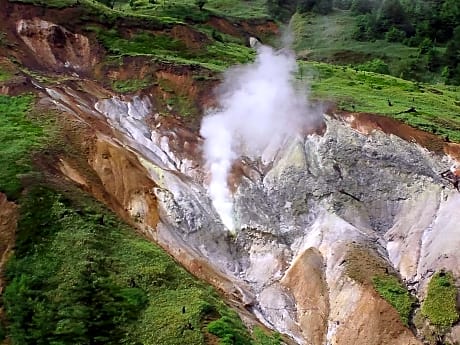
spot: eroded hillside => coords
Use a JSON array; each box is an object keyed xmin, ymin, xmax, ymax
[{"xmin": 0, "ymin": 1, "xmax": 460, "ymax": 345}]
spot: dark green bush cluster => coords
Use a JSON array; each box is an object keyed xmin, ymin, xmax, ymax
[
  {"xmin": 421, "ymin": 271, "xmax": 459, "ymax": 328},
  {"xmin": 372, "ymin": 275, "xmax": 416, "ymax": 325}
]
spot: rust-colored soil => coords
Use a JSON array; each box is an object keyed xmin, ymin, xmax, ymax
[
  {"xmin": 336, "ymin": 285, "xmax": 421, "ymax": 345},
  {"xmin": 207, "ymin": 16, "xmax": 279, "ymax": 40}
]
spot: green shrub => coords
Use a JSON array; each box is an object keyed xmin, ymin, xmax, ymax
[
  {"xmin": 356, "ymin": 58, "xmax": 390, "ymax": 75},
  {"xmin": 207, "ymin": 313, "xmax": 252, "ymax": 345},
  {"xmin": 385, "ymin": 26, "xmax": 406, "ymax": 42},
  {"xmin": 372, "ymin": 275, "xmax": 415, "ymax": 325},
  {"xmin": 111, "ymin": 78, "xmax": 151, "ymax": 93},
  {"xmin": 252, "ymin": 327, "xmax": 282, "ymax": 345},
  {"xmin": 421, "ymin": 271, "xmax": 459, "ymax": 328}
]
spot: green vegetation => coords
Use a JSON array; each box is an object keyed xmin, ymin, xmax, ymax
[
  {"xmin": 207, "ymin": 314, "xmax": 251, "ymax": 344},
  {"xmin": 291, "ymin": 11, "xmax": 424, "ymax": 78},
  {"xmin": 0, "ymin": 68, "xmax": 12, "ymax": 82},
  {"xmin": 3, "ymin": 186, "xmax": 279, "ymax": 345},
  {"xmin": 0, "ymin": 95, "xmax": 48, "ymax": 199},
  {"xmin": 207, "ymin": 319, "xmax": 281, "ymax": 345},
  {"xmin": 301, "ymin": 61, "xmax": 460, "ymax": 141},
  {"xmin": 252, "ymin": 327, "xmax": 282, "ymax": 345},
  {"xmin": 111, "ymin": 78, "xmax": 152, "ymax": 93},
  {"xmin": 114, "ymin": 0, "xmax": 269, "ymax": 20},
  {"xmin": 372, "ymin": 275, "xmax": 415, "ymax": 325},
  {"xmin": 345, "ymin": 245, "xmax": 416, "ymax": 326},
  {"xmin": 86, "ymin": 25, "xmax": 254, "ymax": 72},
  {"xmin": 288, "ymin": 0, "xmax": 460, "ymax": 84},
  {"xmin": 421, "ymin": 271, "xmax": 459, "ymax": 328}
]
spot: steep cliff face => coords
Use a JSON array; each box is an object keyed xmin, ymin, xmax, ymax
[{"xmin": 2, "ymin": 11, "xmax": 460, "ymax": 345}]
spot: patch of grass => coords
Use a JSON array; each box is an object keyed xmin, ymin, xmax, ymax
[
  {"xmin": 300, "ymin": 61, "xmax": 460, "ymax": 141},
  {"xmin": 252, "ymin": 327, "xmax": 282, "ymax": 345},
  {"xmin": 0, "ymin": 56, "xmax": 15, "ymax": 82},
  {"xmin": 86, "ymin": 26, "xmax": 187, "ymax": 56},
  {"xmin": 0, "ymin": 69, "xmax": 12, "ymax": 82},
  {"xmin": 111, "ymin": 78, "xmax": 152, "ymax": 93},
  {"xmin": 372, "ymin": 275, "xmax": 415, "ymax": 326},
  {"xmin": 204, "ymin": 0, "xmax": 269, "ymax": 19},
  {"xmin": 421, "ymin": 271, "xmax": 459, "ymax": 328},
  {"xmin": 166, "ymin": 95, "xmax": 197, "ymax": 117},
  {"xmin": 0, "ymin": 95, "xmax": 48, "ymax": 199}
]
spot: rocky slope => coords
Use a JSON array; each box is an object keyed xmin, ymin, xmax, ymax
[
  {"xmin": 1, "ymin": 3, "xmax": 460, "ymax": 345},
  {"xmin": 40, "ymin": 81, "xmax": 460, "ymax": 344}
]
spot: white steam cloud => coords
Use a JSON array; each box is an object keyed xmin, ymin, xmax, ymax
[{"xmin": 200, "ymin": 42, "xmax": 316, "ymax": 231}]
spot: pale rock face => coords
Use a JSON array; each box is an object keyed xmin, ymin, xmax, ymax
[{"xmin": 44, "ymin": 86, "xmax": 459, "ymax": 345}]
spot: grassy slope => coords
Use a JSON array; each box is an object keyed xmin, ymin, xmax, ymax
[
  {"xmin": 114, "ymin": 0, "xmax": 269, "ymax": 20},
  {"xmin": 3, "ymin": 186, "xmax": 262, "ymax": 345},
  {"xmin": 301, "ymin": 61, "xmax": 460, "ymax": 141},
  {"xmin": 291, "ymin": 10, "xmax": 447, "ymax": 84},
  {"xmin": 85, "ymin": 25, "xmax": 254, "ymax": 72}
]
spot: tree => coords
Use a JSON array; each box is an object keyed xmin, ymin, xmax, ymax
[
  {"xmin": 379, "ymin": 0, "xmax": 406, "ymax": 23},
  {"xmin": 314, "ymin": 0, "xmax": 333, "ymax": 14},
  {"xmin": 297, "ymin": 0, "xmax": 333, "ymax": 14},
  {"xmin": 297, "ymin": 0, "xmax": 316, "ymax": 13},
  {"xmin": 97, "ymin": 0, "xmax": 115, "ymax": 9},
  {"xmin": 195, "ymin": 0, "xmax": 207, "ymax": 10},
  {"xmin": 351, "ymin": 0, "xmax": 376, "ymax": 14},
  {"xmin": 267, "ymin": 0, "xmax": 298, "ymax": 20},
  {"xmin": 333, "ymin": 0, "xmax": 352, "ymax": 10},
  {"xmin": 52, "ymin": 256, "xmax": 147, "ymax": 344},
  {"xmin": 444, "ymin": 26, "xmax": 460, "ymax": 84}
]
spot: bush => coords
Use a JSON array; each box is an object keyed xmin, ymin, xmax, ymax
[
  {"xmin": 356, "ymin": 59, "xmax": 390, "ymax": 75},
  {"xmin": 252, "ymin": 327, "xmax": 282, "ymax": 345},
  {"xmin": 207, "ymin": 313, "xmax": 252, "ymax": 345},
  {"xmin": 385, "ymin": 26, "xmax": 406, "ymax": 42},
  {"xmin": 421, "ymin": 271, "xmax": 459, "ymax": 328},
  {"xmin": 372, "ymin": 275, "xmax": 415, "ymax": 325}
]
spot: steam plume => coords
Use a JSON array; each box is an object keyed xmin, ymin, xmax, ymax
[{"xmin": 200, "ymin": 42, "xmax": 315, "ymax": 231}]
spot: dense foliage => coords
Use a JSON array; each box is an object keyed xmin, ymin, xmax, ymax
[
  {"xmin": 372, "ymin": 275, "xmax": 415, "ymax": 325},
  {"xmin": 0, "ymin": 95, "xmax": 46, "ymax": 200},
  {"xmin": 421, "ymin": 271, "xmax": 459, "ymax": 328},
  {"xmin": 348, "ymin": 0, "xmax": 460, "ymax": 84}
]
